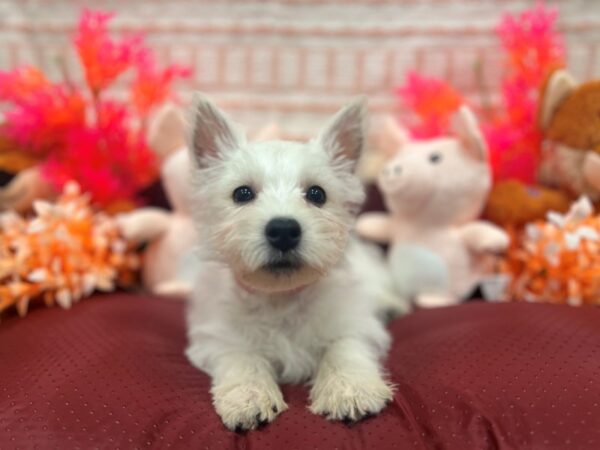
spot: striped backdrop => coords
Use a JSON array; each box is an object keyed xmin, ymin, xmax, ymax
[{"xmin": 1, "ymin": 0, "xmax": 599, "ymax": 137}]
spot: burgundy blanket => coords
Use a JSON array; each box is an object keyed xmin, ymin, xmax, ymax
[{"xmin": 1, "ymin": 294, "xmax": 599, "ymax": 449}]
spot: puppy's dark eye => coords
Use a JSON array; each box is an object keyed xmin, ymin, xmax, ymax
[
  {"xmin": 305, "ymin": 185, "xmax": 327, "ymax": 206},
  {"xmin": 232, "ymin": 186, "xmax": 255, "ymax": 203},
  {"xmin": 429, "ymin": 152, "xmax": 442, "ymax": 164}
]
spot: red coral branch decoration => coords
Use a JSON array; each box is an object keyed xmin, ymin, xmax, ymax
[{"xmin": 0, "ymin": 9, "xmax": 192, "ymax": 209}]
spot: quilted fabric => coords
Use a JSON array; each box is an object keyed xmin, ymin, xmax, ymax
[{"xmin": 1, "ymin": 294, "xmax": 599, "ymax": 449}]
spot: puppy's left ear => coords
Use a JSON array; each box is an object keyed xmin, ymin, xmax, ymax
[
  {"xmin": 318, "ymin": 97, "xmax": 367, "ymax": 167},
  {"xmin": 188, "ymin": 93, "xmax": 243, "ymax": 168}
]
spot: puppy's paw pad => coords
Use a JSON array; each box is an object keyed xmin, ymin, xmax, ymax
[
  {"xmin": 213, "ymin": 382, "xmax": 288, "ymax": 431},
  {"xmin": 309, "ymin": 376, "xmax": 393, "ymax": 422}
]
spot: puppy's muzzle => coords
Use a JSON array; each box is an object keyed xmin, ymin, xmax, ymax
[{"xmin": 265, "ymin": 217, "xmax": 301, "ymax": 252}]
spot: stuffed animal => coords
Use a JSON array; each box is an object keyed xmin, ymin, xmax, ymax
[
  {"xmin": 483, "ymin": 180, "xmax": 571, "ymax": 227},
  {"xmin": 116, "ymin": 105, "xmax": 281, "ymax": 296},
  {"xmin": 357, "ymin": 106, "xmax": 509, "ymax": 308},
  {"xmin": 485, "ymin": 70, "xmax": 600, "ymax": 228},
  {"xmin": 537, "ymin": 69, "xmax": 600, "ymax": 202},
  {"xmin": 116, "ymin": 105, "xmax": 197, "ymax": 296}
]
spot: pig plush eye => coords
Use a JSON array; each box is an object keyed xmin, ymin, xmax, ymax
[{"xmin": 429, "ymin": 152, "xmax": 442, "ymax": 164}]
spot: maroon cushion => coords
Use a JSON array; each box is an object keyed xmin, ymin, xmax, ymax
[{"xmin": 1, "ymin": 295, "xmax": 599, "ymax": 449}]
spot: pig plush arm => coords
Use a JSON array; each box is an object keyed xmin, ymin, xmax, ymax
[
  {"xmin": 356, "ymin": 212, "xmax": 393, "ymax": 243},
  {"xmin": 116, "ymin": 208, "xmax": 171, "ymax": 243},
  {"xmin": 459, "ymin": 221, "xmax": 509, "ymax": 254}
]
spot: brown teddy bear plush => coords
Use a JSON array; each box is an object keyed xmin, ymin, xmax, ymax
[
  {"xmin": 538, "ymin": 70, "xmax": 600, "ymax": 200},
  {"xmin": 484, "ymin": 70, "xmax": 600, "ymax": 227},
  {"xmin": 483, "ymin": 180, "xmax": 570, "ymax": 227}
]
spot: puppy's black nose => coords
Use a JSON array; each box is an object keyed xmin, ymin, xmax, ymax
[{"xmin": 265, "ymin": 218, "xmax": 301, "ymax": 252}]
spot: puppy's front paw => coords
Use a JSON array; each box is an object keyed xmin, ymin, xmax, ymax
[
  {"xmin": 309, "ymin": 375, "xmax": 393, "ymax": 422},
  {"xmin": 212, "ymin": 381, "xmax": 288, "ymax": 431}
]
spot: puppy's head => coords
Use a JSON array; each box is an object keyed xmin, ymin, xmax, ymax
[{"xmin": 188, "ymin": 95, "xmax": 366, "ymax": 293}]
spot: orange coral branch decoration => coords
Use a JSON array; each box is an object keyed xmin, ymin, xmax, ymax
[{"xmin": 0, "ymin": 182, "xmax": 140, "ymax": 318}]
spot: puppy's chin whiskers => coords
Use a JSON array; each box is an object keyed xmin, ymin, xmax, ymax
[{"xmin": 263, "ymin": 257, "xmax": 302, "ymax": 274}]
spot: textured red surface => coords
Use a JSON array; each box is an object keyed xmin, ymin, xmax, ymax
[{"xmin": 1, "ymin": 294, "xmax": 599, "ymax": 449}]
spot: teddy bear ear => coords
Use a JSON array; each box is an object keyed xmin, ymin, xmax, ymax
[
  {"xmin": 452, "ymin": 105, "xmax": 487, "ymax": 162},
  {"xmin": 187, "ymin": 93, "xmax": 244, "ymax": 168},
  {"xmin": 539, "ymin": 70, "xmax": 577, "ymax": 130}
]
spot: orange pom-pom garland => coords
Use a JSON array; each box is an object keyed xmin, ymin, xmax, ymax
[
  {"xmin": 0, "ymin": 182, "xmax": 139, "ymax": 317},
  {"xmin": 501, "ymin": 197, "xmax": 600, "ymax": 305}
]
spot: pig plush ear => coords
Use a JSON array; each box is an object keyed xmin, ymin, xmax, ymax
[
  {"xmin": 148, "ymin": 103, "xmax": 186, "ymax": 161},
  {"xmin": 188, "ymin": 93, "xmax": 244, "ymax": 168},
  {"xmin": 357, "ymin": 116, "xmax": 409, "ymax": 181},
  {"xmin": 376, "ymin": 115, "xmax": 410, "ymax": 157},
  {"xmin": 318, "ymin": 97, "xmax": 367, "ymax": 167},
  {"xmin": 539, "ymin": 70, "xmax": 576, "ymax": 130},
  {"xmin": 453, "ymin": 105, "xmax": 487, "ymax": 162}
]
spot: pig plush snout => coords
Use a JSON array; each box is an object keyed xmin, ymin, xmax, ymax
[
  {"xmin": 381, "ymin": 162, "xmax": 402, "ymax": 180},
  {"xmin": 377, "ymin": 154, "xmax": 434, "ymax": 199}
]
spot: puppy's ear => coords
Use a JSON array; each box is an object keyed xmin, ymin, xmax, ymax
[
  {"xmin": 188, "ymin": 93, "xmax": 242, "ymax": 168},
  {"xmin": 318, "ymin": 97, "xmax": 367, "ymax": 167}
]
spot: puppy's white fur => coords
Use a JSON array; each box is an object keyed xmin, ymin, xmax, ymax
[{"xmin": 185, "ymin": 95, "xmax": 394, "ymax": 431}]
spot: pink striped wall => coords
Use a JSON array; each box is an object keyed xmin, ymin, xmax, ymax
[{"xmin": 1, "ymin": 0, "xmax": 599, "ymax": 137}]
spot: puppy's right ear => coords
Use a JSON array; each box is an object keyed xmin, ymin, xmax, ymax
[
  {"xmin": 188, "ymin": 93, "xmax": 242, "ymax": 168},
  {"xmin": 318, "ymin": 97, "xmax": 366, "ymax": 168}
]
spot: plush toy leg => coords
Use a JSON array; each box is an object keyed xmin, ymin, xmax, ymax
[
  {"xmin": 153, "ymin": 280, "xmax": 192, "ymax": 297},
  {"xmin": 415, "ymin": 293, "xmax": 460, "ymax": 308},
  {"xmin": 0, "ymin": 166, "xmax": 54, "ymax": 213},
  {"xmin": 115, "ymin": 208, "xmax": 171, "ymax": 243}
]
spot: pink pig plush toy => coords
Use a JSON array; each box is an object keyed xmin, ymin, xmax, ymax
[
  {"xmin": 357, "ymin": 106, "xmax": 509, "ymax": 308},
  {"xmin": 116, "ymin": 105, "xmax": 197, "ymax": 296}
]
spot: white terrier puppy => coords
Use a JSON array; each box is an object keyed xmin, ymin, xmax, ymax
[{"xmin": 185, "ymin": 95, "xmax": 394, "ymax": 431}]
